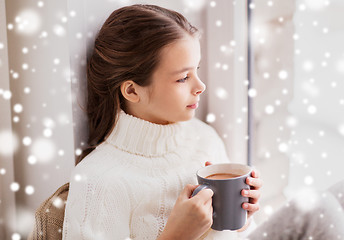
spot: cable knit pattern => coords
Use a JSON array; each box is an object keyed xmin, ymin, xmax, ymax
[
  {"xmin": 106, "ymin": 111, "xmax": 183, "ymax": 157},
  {"xmin": 62, "ymin": 111, "xmax": 241, "ymax": 240}
]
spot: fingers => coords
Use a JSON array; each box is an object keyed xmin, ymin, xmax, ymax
[
  {"xmin": 242, "ymin": 202, "xmax": 260, "ymax": 212},
  {"xmin": 246, "ymin": 176, "xmax": 263, "ymax": 189},
  {"xmin": 241, "ymin": 189, "xmax": 260, "ymax": 204},
  {"xmin": 203, "ymin": 192, "xmax": 213, "ymax": 209},
  {"xmin": 243, "ymin": 170, "xmax": 262, "ymax": 211},
  {"xmin": 251, "ymin": 169, "xmax": 260, "ymax": 178},
  {"xmin": 242, "ymin": 173, "xmax": 260, "ymax": 213},
  {"xmin": 182, "ymin": 184, "xmax": 199, "ymax": 199},
  {"xmin": 193, "ymin": 188, "xmax": 214, "ymax": 203},
  {"xmin": 241, "ymin": 189, "xmax": 260, "ymax": 199}
]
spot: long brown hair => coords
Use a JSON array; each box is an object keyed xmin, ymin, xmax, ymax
[{"xmin": 77, "ymin": 4, "xmax": 199, "ymax": 164}]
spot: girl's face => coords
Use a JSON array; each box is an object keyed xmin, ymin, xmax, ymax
[{"xmin": 136, "ymin": 35, "xmax": 206, "ymax": 124}]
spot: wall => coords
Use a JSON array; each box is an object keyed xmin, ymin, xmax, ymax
[
  {"xmin": 2, "ymin": 0, "xmax": 75, "ymax": 237},
  {"xmin": 0, "ymin": 0, "xmax": 16, "ymax": 238}
]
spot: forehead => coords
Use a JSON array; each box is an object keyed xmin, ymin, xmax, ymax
[{"xmin": 155, "ymin": 36, "xmax": 201, "ymax": 73}]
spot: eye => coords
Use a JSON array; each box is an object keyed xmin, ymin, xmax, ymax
[{"xmin": 177, "ymin": 75, "xmax": 189, "ymax": 83}]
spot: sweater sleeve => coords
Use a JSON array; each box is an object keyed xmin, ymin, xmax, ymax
[{"xmin": 63, "ymin": 175, "xmax": 132, "ymax": 240}]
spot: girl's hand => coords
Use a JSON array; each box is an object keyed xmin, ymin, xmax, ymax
[
  {"xmin": 159, "ymin": 184, "xmax": 214, "ymax": 240},
  {"xmin": 242, "ymin": 169, "xmax": 262, "ymax": 218}
]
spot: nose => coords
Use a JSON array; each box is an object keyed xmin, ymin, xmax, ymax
[{"xmin": 194, "ymin": 78, "xmax": 206, "ymax": 95}]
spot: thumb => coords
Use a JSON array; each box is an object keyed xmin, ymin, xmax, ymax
[
  {"xmin": 193, "ymin": 188, "xmax": 214, "ymax": 202},
  {"xmin": 180, "ymin": 184, "xmax": 198, "ymax": 199}
]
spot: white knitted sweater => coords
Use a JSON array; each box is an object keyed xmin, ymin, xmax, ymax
[{"xmin": 62, "ymin": 111, "xmax": 247, "ymax": 240}]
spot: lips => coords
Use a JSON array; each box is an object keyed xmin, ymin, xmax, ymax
[{"xmin": 187, "ymin": 102, "xmax": 199, "ymax": 109}]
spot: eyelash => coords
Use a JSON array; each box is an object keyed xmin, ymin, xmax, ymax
[
  {"xmin": 177, "ymin": 66, "xmax": 200, "ymax": 83},
  {"xmin": 177, "ymin": 76, "xmax": 189, "ymax": 83}
]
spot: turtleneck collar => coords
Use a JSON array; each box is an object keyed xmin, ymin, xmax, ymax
[{"xmin": 105, "ymin": 111, "xmax": 184, "ymax": 157}]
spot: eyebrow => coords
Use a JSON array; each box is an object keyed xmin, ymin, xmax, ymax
[
  {"xmin": 171, "ymin": 67, "xmax": 194, "ymax": 75},
  {"xmin": 171, "ymin": 60, "xmax": 202, "ymax": 75}
]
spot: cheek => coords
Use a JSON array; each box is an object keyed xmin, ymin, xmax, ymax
[
  {"xmin": 154, "ymin": 92, "xmax": 175, "ymax": 106},
  {"xmin": 148, "ymin": 83, "xmax": 188, "ymax": 108},
  {"xmin": 150, "ymin": 85, "xmax": 177, "ymax": 102},
  {"xmin": 162, "ymin": 88, "xmax": 185, "ymax": 105}
]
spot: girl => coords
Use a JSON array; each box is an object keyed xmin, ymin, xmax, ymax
[{"xmin": 62, "ymin": 4, "xmax": 262, "ymax": 240}]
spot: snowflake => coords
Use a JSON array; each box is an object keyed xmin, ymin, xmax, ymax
[
  {"xmin": 75, "ymin": 148, "xmax": 82, "ymax": 156},
  {"xmin": 307, "ymin": 105, "xmax": 317, "ymax": 114},
  {"xmin": 0, "ymin": 130, "xmax": 18, "ymax": 156},
  {"xmin": 264, "ymin": 205, "xmax": 274, "ymax": 215},
  {"xmin": 22, "ymin": 47, "xmax": 29, "ymax": 54},
  {"xmin": 10, "ymin": 182, "xmax": 20, "ymax": 192},
  {"xmin": 15, "ymin": 9, "xmax": 41, "ymax": 35},
  {"xmin": 43, "ymin": 128, "xmax": 53, "ymax": 137},
  {"xmin": 286, "ymin": 116, "xmax": 298, "ymax": 127},
  {"xmin": 11, "ymin": 233, "xmax": 21, "ymax": 240},
  {"xmin": 69, "ymin": 10, "xmax": 76, "ymax": 17},
  {"xmin": 53, "ymin": 25, "xmax": 66, "ymax": 37},
  {"xmin": 278, "ymin": 142, "xmax": 289, "ymax": 153},
  {"xmin": 37, "ymin": 1, "xmax": 44, "ymax": 7},
  {"xmin": 304, "ymin": 176, "xmax": 314, "ymax": 185},
  {"xmin": 53, "ymin": 197, "xmax": 64, "ymax": 208},
  {"xmin": 28, "ymin": 155, "xmax": 37, "ymax": 165},
  {"xmin": 210, "ymin": 1, "xmax": 216, "ymax": 7},
  {"xmin": 215, "ymin": 20, "xmax": 222, "ymax": 27},
  {"xmin": 25, "ymin": 185, "xmax": 35, "ymax": 195},
  {"xmin": 206, "ymin": 113, "xmax": 216, "ymax": 123},
  {"xmin": 278, "ymin": 70, "xmax": 288, "ymax": 80},
  {"xmin": 22, "ymin": 136, "xmax": 32, "ymax": 146},
  {"xmin": 248, "ymin": 88, "xmax": 257, "ymax": 98},
  {"xmin": 22, "ymin": 63, "xmax": 29, "ymax": 70},
  {"xmin": 31, "ymin": 138, "xmax": 56, "ymax": 163},
  {"xmin": 265, "ymin": 105, "xmax": 274, "ymax": 115},
  {"xmin": 3, "ymin": 90, "xmax": 12, "ymax": 100},
  {"xmin": 216, "ymin": 87, "xmax": 228, "ymax": 100}
]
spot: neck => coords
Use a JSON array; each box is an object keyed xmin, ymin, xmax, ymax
[{"xmin": 122, "ymin": 104, "xmax": 172, "ymax": 125}]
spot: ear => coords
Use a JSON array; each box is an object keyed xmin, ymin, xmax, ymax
[{"xmin": 120, "ymin": 81, "xmax": 140, "ymax": 103}]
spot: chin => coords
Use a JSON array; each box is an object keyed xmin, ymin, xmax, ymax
[
  {"xmin": 179, "ymin": 112, "xmax": 195, "ymax": 122},
  {"xmin": 166, "ymin": 111, "xmax": 195, "ymax": 123}
]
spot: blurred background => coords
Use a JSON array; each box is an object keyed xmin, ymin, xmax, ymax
[{"xmin": 1, "ymin": 0, "xmax": 343, "ymax": 239}]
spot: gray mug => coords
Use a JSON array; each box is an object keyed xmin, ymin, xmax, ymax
[{"xmin": 192, "ymin": 163, "xmax": 252, "ymax": 231}]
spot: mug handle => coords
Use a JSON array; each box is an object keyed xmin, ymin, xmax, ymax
[{"xmin": 191, "ymin": 184, "xmax": 210, "ymax": 197}]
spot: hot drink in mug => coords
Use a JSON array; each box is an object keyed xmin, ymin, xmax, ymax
[{"xmin": 192, "ymin": 163, "xmax": 252, "ymax": 231}]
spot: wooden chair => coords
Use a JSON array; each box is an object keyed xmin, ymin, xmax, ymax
[{"xmin": 28, "ymin": 183, "xmax": 69, "ymax": 240}]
